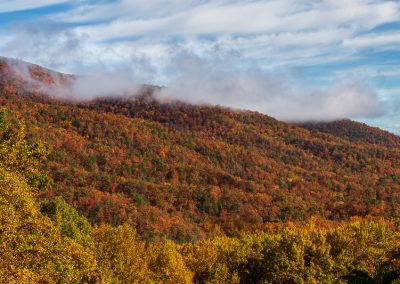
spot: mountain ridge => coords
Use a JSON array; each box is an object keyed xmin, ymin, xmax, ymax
[
  {"xmin": 297, "ymin": 119, "xmax": 400, "ymax": 147},
  {"xmin": 0, "ymin": 57, "xmax": 399, "ymax": 241}
]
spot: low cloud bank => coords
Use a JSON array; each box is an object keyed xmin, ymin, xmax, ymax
[
  {"xmin": 70, "ymin": 72, "xmax": 141, "ymax": 100},
  {"xmin": 156, "ymin": 55, "xmax": 385, "ymax": 121},
  {"xmin": 2, "ymin": 54, "xmax": 386, "ymax": 122}
]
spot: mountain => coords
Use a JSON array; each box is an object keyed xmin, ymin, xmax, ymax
[
  {"xmin": 1, "ymin": 58, "xmax": 400, "ymax": 283},
  {"xmin": 0, "ymin": 56, "xmax": 73, "ymax": 99},
  {"xmin": 298, "ymin": 120, "xmax": 400, "ymax": 148},
  {"xmin": 0, "ymin": 58, "xmax": 399, "ymax": 242}
]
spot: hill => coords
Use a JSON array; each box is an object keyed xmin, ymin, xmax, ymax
[
  {"xmin": 1, "ymin": 58, "xmax": 400, "ymax": 283},
  {"xmin": 0, "ymin": 58, "xmax": 399, "ymax": 242},
  {"xmin": 298, "ymin": 120, "xmax": 400, "ymax": 148},
  {"xmin": 0, "ymin": 56, "xmax": 73, "ymax": 99}
]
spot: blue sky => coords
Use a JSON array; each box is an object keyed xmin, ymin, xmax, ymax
[{"xmin": 0, "ymin": 0, "xmax": 399, "ymax": 133}]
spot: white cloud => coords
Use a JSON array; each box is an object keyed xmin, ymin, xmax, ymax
[
  {"xmin": 2, "ymin": 47, "xmax": 386, "ymax": 122},
  {"xmin": 157, "ymin": 54, "xmax": 385, "ymax": 121},
  {"xmin": 1, "ymin": 23, "xmax": 88, "ymax": 72},
  {"xmin": 53, "ymin": 0, "xmax": 204, "ymax": 23},
  {"xmin": 342, "ymin": 32, "xmax": 400, "ymax": 50},
  {"xmin": 72, "ymin": 0, "xmax": 400, "ymax": 41},
  {"xmin": 3, "ymin": 0, "xmax": 400, "ymax": 73},
  {"xmin": 0, "ymin": 0, "xmax": 68, "ymax": 13},
  {"xmin": 58, "ymin": 0, "xmax": 400, "ymax": 73}
]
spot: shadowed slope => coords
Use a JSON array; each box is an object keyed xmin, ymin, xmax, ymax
[{"xmin": 298, "ymin": 120, "xmax": 400, "ymax": 148}]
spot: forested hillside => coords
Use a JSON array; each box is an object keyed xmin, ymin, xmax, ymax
[
  {"xmin": 298, "ymin": 120, "xmax": 400, "ymax": 148},
  {"xmin": 0, "ymin": 58, "xmax": 400, "ymax": 242},
  {"xmin": 1, "ymin": 58, "xmax": 400, "ymax": 282},
  {"xmin": 1, "ymin": 109, "xmax": 400, "ymax": 283}
]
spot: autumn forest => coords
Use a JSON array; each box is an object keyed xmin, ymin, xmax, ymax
[{"xmin": 0, "ymin": 58, "xmax": 400, "ymax": 283}]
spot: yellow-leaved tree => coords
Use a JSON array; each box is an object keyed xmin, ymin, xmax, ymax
[
  {"xmin": 0, "ymin": 110, "xmax": 98, "ymax": 283},
  {"xmin": 92, "ymin": 224, "xmax": 152, "ymax": 283}
]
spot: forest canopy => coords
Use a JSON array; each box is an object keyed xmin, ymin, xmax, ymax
[
  {"xmin": 1, "ymin": 109, "xmax": 400, "ymax": 283},
  {"xmin": 0, "ymin": 60, "xmax": 400, "ymax": 283}
]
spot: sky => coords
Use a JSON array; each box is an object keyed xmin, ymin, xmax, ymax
[{"xmin": 0, "ymin": 0, "xmax": 399, "ymax": 133}]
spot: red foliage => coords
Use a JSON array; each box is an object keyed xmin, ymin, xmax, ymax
[{"xmin": 1, "ymin": 58, "xmax": 399, "ymax": 241}]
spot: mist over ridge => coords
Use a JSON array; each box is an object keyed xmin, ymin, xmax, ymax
[{"xmin": 0, "ymin": 55, "xmax": 386, "ymax": 123}]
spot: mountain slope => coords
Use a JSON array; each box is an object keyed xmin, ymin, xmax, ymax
[
  {"xmin": 0, "ymin": 56, "xmax": 73, "ymax": 100},
  {"xmin": 298, "ymin": 120, "xmax": 400, "ymax": 148},
  {"xmin": 0, "ymin": 58, "xmax": 399, "ymax": 241}
]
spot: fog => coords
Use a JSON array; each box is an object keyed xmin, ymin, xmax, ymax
[
  {"xmin": 156, "ymin": 54, "xmax": 385, "ymax": 121},
  {"xmin": 2, "ymin": 53, "xmax": 386, "ymax": 122}
]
